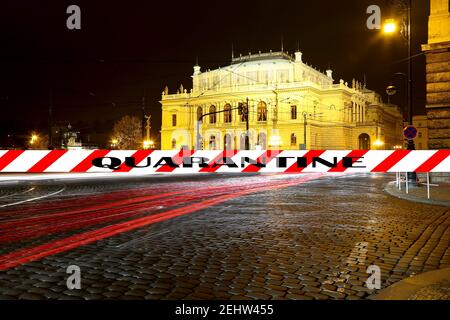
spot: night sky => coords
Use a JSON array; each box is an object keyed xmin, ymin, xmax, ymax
[{"xmin": 0, "ymin": 0, "xmax": 429, "ymax": 147}]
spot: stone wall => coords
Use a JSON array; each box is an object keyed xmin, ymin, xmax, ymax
[{"xmin": 424, "ymin": 45, "xmax": 450, "ymax": 149}]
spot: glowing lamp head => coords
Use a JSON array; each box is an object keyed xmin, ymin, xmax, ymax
[
  {"xmin": 143, "ymin": 140, "xmax": 154, "ymax": 149},
  {"xmin": 373, "ymin": 140, "xmax": 384, "ymax": 147},
  {"xmin": 268, "ymin": 135, "xmax": 282, "ymax": 147},
  {"xmin": 383, "ymin": 19, "xmax": 397, "ymax": 34},
  {"xmin": 111, "ymin": 139, "xmax": 118, "ymax": 145},
  {"xmin": 30, "ymin": 134, "xmax": 38, "ymax": 144},
  {"xmin": 386, "ymin": 85, "xmax": 397, "ymax": 96}
]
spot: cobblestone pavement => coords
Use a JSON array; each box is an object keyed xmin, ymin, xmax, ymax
[
  {"xmin": 409, "ymin": 279, "xmax": 450, "ymax": 300},
  {"xmin": 0, "ymin": 173, "xmax": 448, "ymax": 300}
]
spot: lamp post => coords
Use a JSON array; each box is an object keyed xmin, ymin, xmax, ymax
[
  {"xmin": 383, "ymin": 0, "xmax": 413, "ymax": 127},
  {"xmin": 387, "ymin": 72, "xmax": 408, "ymax": 122},
  {"xmin": 303, "ymin": 112, "xmax": 308, "ymax": 150},
  {"xmin": 383, "ymin": 0, "xmax": 416, "ymax": 184},
  {"xmin": 244, "ymin": 97, "xmax": 250, "ymax": 150},
  {"xmin": 301, "ymin": 112, "xmax": 313, "ymax": 150},
  {"xmin": 48, "ymin": 89, "xmax": 53, "ymax": 150}
]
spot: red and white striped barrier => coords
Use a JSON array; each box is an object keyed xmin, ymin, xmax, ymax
[{"xmin": 0, "ymin": 150, "xmax": 449, "ymax": 173}]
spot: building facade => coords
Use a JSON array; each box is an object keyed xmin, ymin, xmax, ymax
[
  {"xmin": 413, "ymin": 115, "xmax": 429, "ymax": 150},
  {"xmin": 161, "ymin": 50, "xmax": 403, "ymax": 150},
  {"xmin": 422, "ymin": 0, "xmax": 450, "ymax": 149}
]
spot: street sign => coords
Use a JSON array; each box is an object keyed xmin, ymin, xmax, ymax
[{"xmin": 403, "ymin": 125, "xmax": 417, "ymax": 140}]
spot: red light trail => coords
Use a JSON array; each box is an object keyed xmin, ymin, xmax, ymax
[{"xmin": 0, "ymin": 174, "xmax": 323, "ymax": 271}]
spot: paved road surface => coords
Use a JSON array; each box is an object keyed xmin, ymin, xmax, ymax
[{"xmin": 0, "ymin": 173, "xmax": 448, "ymax": 300}]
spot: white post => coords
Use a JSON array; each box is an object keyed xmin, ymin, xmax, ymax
[
  {"xmin": 406, "ymin": 172, "xmax": 409, "ymax": 194},
  {"xmin": 396, "ymin": 172, "xmax": 399, "ymax": 188},
  {"xmin": 427, "ymin": 172, "xmax": 430, "ymax": 199},
  {"xmin": 399, "ymin": 173, "xmax": 402, "ymax": 191}
]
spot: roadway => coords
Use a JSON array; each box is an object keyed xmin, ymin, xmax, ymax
[{"xmin": 0, "ymin": 172, "xmax": 448, "ymax": 299}]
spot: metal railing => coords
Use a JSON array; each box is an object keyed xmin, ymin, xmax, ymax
[{"xmin": 395, "ymin": 172, "xmax": 433, "ymax": 199}]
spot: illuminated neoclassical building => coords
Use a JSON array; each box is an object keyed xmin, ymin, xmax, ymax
[{"xmin": 160, "ymin": 50, "xmax": 403, "ymax": 150}]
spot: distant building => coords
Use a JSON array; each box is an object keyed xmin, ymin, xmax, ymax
[
  {"xmin": 422, "ymin": 0, "xmax": 450, "ymax": 149},
  {"xmin": 413, "ymin": 115, "xmax": 429, "ymax": 150},
  {"xmin": 51, "ymin": 122, "xmax": 82, "ymax": 149},
  {"xmin": 160, "ymin": 50, "xmax": 403, "ymax": 150},
  {"xmin": 63, "ymin": 130, "xmax": 82, "ymax": 150}
]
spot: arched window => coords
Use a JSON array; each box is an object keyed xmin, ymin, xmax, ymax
[
  {"xmin": 224, "ymin": 104, "xmax": 232, "ymax": 123},
  {"xmin": 197, "ymin": 106, "xmax": 203, "ymax": 121},
  {"xmin": 359, "ymin": 133, "xmax": 370, "ymax": 150},
  {"xmin": 257, "ymin": 101, "xmax": 267, "ymax": 122},
  {"xmin": 224, "ymin": 134, "xmax": 232, "ymax": 150},
  {"xmin": 209, "ymin": 105, "xmax": 216, "ymax": 124},
  {"xmin": 239, "ymin": 102, "xmax": 246, "ymax": 122},
  {"xmin": 240, "ymin": 133, "xmax": 247, "ymax": 150},
  {"xmin": 209, "ymin": 135, "xmax": 217, "ymax": 150},
  {"xmin": 291, "ymin": 133, "xmax": 297, "ymax": 146},
  {"xmin": 257, "ymin": 132, "xmax": 266, "ymax": 149},
  {"xmin": 171, "ymin": 138, "xmax": 176, "ymax": 149}
]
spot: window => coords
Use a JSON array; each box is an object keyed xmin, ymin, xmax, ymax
[
  {"xmin": 197, "ymin": 107, "xmax": 203, "ymax": 121},
  {"xmin": 418, "ymin": 132, "xmax": 422, "ymax": 138},
  {"xmin": 209, "ymin": 105, "xmax": 216, "ymax": 124},
  {"xmin": 224, "ymin": 104, "xmax": 232, "ymax": 123},
  {"xmin": 291, "ymin": 133, "xmax": 297, "ymax": 146},
  {"xmin": 240, "ymin": 133, "xmax": 247, "ymax": 150},
  {"xmin": 291, "ymin": 105, "xmax": 297, "ymax": 120},
  {"xmin": 257, "ymin": 133, "xmax": 266, "ymax": 149},
  {"xmin": 209, "ymin": 135, "xmax": 216, "ymax": 150},
  {"xmin": 172, "ymin": 114, "xmax": 177, "ymax": 126},
  {"xmin": 171, "ymin": 138, "xmax": 176, "ymax": 149},
  {"xmin": 224, "ymin": 134, "xmax": 232, "ymax": 150},
  {"xmin": 257, "ymin": 101, "xmax": 267, "ymax": 122},
  {"xmin": 238, "ymin": 102, "xmax": 247, "ymax": 122}
]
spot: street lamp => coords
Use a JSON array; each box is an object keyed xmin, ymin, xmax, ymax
[
  {"xmin": 373, "ymin": 139, "xmax": 384, "ymax": 150},
  {"xmin": 302, "ymin": 112, "xmax": 312, "ymax": 150},
  {"xmin": 383, "ymin": 19, "xmax": 397, "ymax": 34},
  {"xmin": 143, "ymin": 140, "xmax": 154, "ymax": 149},
  {"xmin": 111, "ymin": 138, "xmax": 118, "ymax": 150},
  {"xmin": 386, "ymin": 72, "xmax": 408, "ymax": 120},
  {"xmin": 268, "ymin": 135, "xmax": 282, "ymax": 148},
  {"xmin": 30, "ymin": 134, "xmax": 38, "ymax": 145},
  {"xmin": 382, "ymin": 0, "xmax": 416, "ymax": 184}
]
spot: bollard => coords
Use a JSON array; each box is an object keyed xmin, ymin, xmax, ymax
[{"xmin": 406, "ymin": 172, "xmax": 409, "ymax": 194}]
